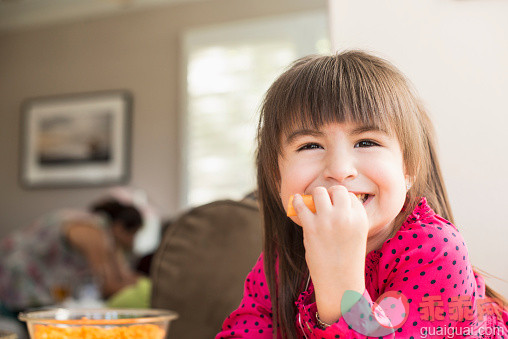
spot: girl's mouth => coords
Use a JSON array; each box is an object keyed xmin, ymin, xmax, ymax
[{"xmin": 355, "ymin": 193, "xmax": 373, "ymax": 205}]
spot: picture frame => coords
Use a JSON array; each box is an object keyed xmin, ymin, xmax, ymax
[{"xmin": 20, "ymin": 90, "xmax": 132, "ymax": 188}]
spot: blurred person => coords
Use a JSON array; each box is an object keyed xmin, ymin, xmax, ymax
[{"xmin": 0, "ymin": 197, "xmax": 143, "ymax": 318}]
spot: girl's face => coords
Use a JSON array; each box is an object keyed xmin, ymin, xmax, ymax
[{"xmin": 278, "ymin": 121, "xmax": 410, "ymax": 244}]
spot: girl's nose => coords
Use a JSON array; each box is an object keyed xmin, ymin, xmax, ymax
[{"xmin": 322, "ymin": 149, "xmax": 358, "ymax": 183}]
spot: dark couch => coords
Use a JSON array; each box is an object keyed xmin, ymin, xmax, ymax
[{"xmin": 150, "ymin": 197, "xmax": 262, "ymax": 338}]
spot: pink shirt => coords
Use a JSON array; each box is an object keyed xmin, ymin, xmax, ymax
[{"xmin": 217, "ymin": 198, "xmax": 508, "ymax": 338}]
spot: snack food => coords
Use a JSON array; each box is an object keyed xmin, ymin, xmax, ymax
[
  {"xmin": 19, "ymin": 309, "xmax": 177, "ymax": 339},
  {"xmin": 287, "ymin": 195, "xmax": 316, "ymax": 216},
  {"xmin": 33, "ymin": 323, "xmax": 164, "ymax": 339}
]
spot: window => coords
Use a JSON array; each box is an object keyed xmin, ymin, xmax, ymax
[{"xmin": 182, "ymin": 11, "xmax": 329, "ymax": 207}]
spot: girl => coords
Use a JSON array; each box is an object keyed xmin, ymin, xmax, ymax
[{"xmin": 216, "ymin": 51, "xmax": 508, "ymax": 338}]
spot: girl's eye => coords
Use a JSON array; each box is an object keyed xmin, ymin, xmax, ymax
[
  {"xmin": 297, "ymin": 143, "xmax": 322, "ymax": 151},
  {"xmin": 355, "ymin": 140, "xmax": 379, "ymax": 148}
]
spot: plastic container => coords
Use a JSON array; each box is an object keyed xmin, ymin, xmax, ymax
[{"xmin": 18, "ymin": 308, "xmax": 178, "ymax": 339}]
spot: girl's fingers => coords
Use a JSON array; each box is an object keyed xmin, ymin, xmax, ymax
[
  {"xmin": 328, "ymin": 185, "xmax": 349, "ymax": 207},
  {"xmin": 312, "ymin": 186, "xmax": 332, "ymax": 213},
  {"xmin": 349, "ymin": 191, "xmax": 363, "ymax": 208},
  {"xmin": 291, "ymin": 194, "xmax": 314, "ymax": 225}
]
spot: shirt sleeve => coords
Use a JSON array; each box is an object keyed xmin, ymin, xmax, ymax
[
  {"xmin": 295, "ymin": 287, "xmax": 396, "ymax": 338},
  {"xmin": 216, "ymin": 254, "xmax": 274, "ymax": 338},
  {"xmin": 374, "ymin": 220, "xmax": 482, "ymax": 338},
  {"xmin": 295, "ymin": 220, "xmax": 486, "ymax": 338}
]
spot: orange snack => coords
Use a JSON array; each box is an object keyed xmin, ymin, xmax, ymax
[
  {"xmin": 287, "ymin": 195, "xmax": 316, "ymax": 216},
  {"xmin": 34, "ymin": 323, "xmax": 165, "ymax": 339}
]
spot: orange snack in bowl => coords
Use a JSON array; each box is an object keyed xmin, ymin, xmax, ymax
[
  {"xmin": 34, "ymin": 323, "xmax": 165, "ymax": 339},
  {"xmin": 287, "ymin": 195, "xmax": 316, "ymax": 216}
]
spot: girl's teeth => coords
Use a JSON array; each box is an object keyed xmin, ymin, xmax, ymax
[{"xmin": 355, "ymin": 194, "xmax": 367, "ymax": 203}]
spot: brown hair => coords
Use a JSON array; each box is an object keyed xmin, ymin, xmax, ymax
[{"xmin": 255, "ymin": 50, "xmax": 507, "ymax": 338}]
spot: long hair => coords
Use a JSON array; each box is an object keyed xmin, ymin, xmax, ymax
[{"xmin": 255, "ymin": 50, "xmax": 506, "ymax": 338}]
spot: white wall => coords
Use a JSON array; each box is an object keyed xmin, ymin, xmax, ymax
[{"xmin": 329, "ymin": 0, "xmax": 508, "ymax": 296}]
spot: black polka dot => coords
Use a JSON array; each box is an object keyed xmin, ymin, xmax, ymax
[
  {"xmin": 431, "ymin": 280, "xmax": 436, "ymax": 284},
  {"xmin": 413, "ymin": 285, "xmax": 419, "ymax": 289},
  {"xmin": 428, "ymin": 234, "xmax": 433, "ymax": 238},
  {"xmin": 413, "ymin": 234, "xmax": 418, "ymax": 238}
]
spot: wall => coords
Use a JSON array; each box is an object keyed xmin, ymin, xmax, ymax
[
  {"xmin": 0, "ymin": 0, "xmax": 327, "ymax": 241},
  {"xmin": 329, "ymin": 0, "xmax": 508, "ymax": 296}
]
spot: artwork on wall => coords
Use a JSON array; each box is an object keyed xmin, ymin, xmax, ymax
[{"xmin": 20, "ymin": 90, "xmax": 132, "ymax": 188}]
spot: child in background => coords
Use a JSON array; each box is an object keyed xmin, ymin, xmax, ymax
[{"xmin": 216, "ymin": 51, "xmax": 508, "ymax": 338}]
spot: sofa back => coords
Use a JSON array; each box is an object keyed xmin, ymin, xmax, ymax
[{"xmin": 150, "ymin": 198, "xmax": 262, "ymax": 339}]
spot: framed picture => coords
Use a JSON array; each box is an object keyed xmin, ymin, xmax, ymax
[{"xmin": 20, "ymin": 90, "xmax": 132, "ymax": 188}]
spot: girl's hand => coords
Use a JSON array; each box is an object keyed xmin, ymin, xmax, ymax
[{"xmin": 291, "ymin": 185, "xmax": 369, "ymax": 324}]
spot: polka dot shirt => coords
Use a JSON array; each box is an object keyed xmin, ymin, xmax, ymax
[{"xmin": 216, "ymin": 198, "xmax": 508, "ymax": 338}]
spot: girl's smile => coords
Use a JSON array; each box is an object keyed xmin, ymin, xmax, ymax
[{"xmin": 278, "ymin": 121, "xmax": 411, "ymax": 246}]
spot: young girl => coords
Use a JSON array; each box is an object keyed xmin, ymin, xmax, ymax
[{"xmin": 216, "ymin": 51, "xmax": 508, "ymax": 338}]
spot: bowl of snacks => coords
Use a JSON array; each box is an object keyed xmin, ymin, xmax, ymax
[{"xmin": 18, "ymin": 308, "xmax": 178, "ymax": 339}]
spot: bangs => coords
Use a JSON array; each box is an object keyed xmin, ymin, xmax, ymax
[{"xmin": 268, "ymin": 53, "xmax": 405, "ymax": 146}]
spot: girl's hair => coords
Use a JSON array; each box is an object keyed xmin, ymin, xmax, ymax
[
  {"xmin": 255, "ymin": 50, "xmax": 507, "ymax": 338},
  {"xmin": 90, "ymin": 199, "xmax": 143, "ymax": 232}
]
